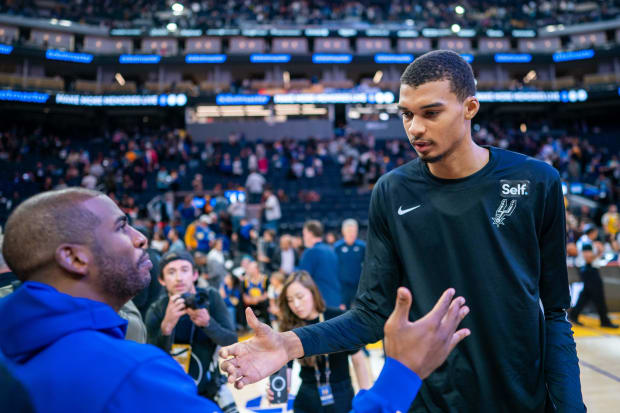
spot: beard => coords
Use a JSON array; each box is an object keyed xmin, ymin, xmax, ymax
[{"xmin": 92, "ymin": 241, "xmax": 151, "ymax": 302}]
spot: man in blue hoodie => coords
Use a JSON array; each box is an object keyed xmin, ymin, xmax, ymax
[
  {"xmin": 0, "ymin": 188, "xmax": 220, "ymax": 413},
  {"xmin": 0, "ymin": 187, "xmax": 470, "ymax": 413}
]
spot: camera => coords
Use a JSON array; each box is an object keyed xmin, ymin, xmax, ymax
[{"xmin": 180, "ymin": 291, "xmax": 209, "ymax": 309}]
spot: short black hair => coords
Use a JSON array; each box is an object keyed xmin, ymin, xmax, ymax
[
  {"xmin": 400, "ymin": 50, "xmax": 476, "ymax": 102},
  {"xmin": 2, "ymin": 188, "xmax": 101, "ymax": 281}
]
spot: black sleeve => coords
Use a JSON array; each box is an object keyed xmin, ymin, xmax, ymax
[
  {"xmin": 295, "ymin": 180, "xmax": 401, "ymax": 355},
  {"xmin": 145, "ymin": 300, "xmax": 173, "ymax": 352},
  {"xmin": 271, "ymin": 248, "xmax": 282, "ymax": 272},
  {"xmin": 539, "ymin": 172, "xmax": 585, "ymax": 412},
  {"xmin": 201, "ymin": 289, "xmax": 238, "ymax": 346}
]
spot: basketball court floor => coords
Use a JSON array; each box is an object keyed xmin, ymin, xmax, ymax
[{"xmin": 228, "ymin": 312, "xmax": 620, "ymax": 412}]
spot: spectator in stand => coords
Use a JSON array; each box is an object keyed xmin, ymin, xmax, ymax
[
  {"xmin": 334, "ymin": 219, "xmax": 366, "ymax": 309},
  {"xmin": 272, "ymin": 234, "xmax": 298, "ymax": 276},
  {"xmin": 234, "ymin": 218, "xmax": 257, "ymax": 257},
  {"xmin": 267, "ymin": 270, "xmax": 285, "ymax": 325},
  {"xmin": 228, "ymin": 198, "xmax": 246, "ymax": 233},
  {"xmin": 81, "ymin": 167, "xmax": 98, "ymax": 190},
  {"xmin": 189, "ymin": 215, "xmax": 215, "ymax": 253},
  {"xmin": 324, "ymin": 231, "xmax": 338, "ymax": 246},
  {"xmin": 232, "ymin": 156, "xmax": 243, "ymax": 176},
  {"xmin": 178, "ymin": 195, "xmax": 199, "ymax": 227},
  {"xmin": 245, "ymin": 169, "xmax": 266, "ymax": 204},
  {"xmin": 220, "ymin": 153, "xmax": 233, "ymax": 175},
  {"xmin": 193, "ymin": 251, "xmax": 210, "ymax": 289},
  {"xmin": 242, "ymin": 261, "xmax": 270, "ymax": 325},
  {"xmin": 206, "ymin": 238, "xmax": 227, "ymax": 289},
  {"xmin": 257, "ymin": 229, "xmax": 278, "ymax": 274},
  {"xmin": 602, "ymin": 204, "xmax": 619, "ymax": 238},
  {"xmin": 262, "ymin": 188, "xmax": 281, "ymax": 234},
  {"xmin": 220, "ymin": 274, "xmax": 241, "ymax": 331},
  {"xmin": 151, "ymin": 229, "xmax": 169, "ymax": 254},
  {"xmin": 298, "ymin": 220, "xmax": 342, "ymax": 309},
  {"xmin": 167, "ymin": 228, "xmax": 186, "ymax": 254}
]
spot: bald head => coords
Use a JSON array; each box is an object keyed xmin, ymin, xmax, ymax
[{"xmin": 2, "ymin": 188, "xmax": 102, "ymax": 281}]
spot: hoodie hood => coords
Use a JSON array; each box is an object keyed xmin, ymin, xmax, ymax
[{"xmin": 0, "ymin": 281, "xmax": 127, "ymax": 363}]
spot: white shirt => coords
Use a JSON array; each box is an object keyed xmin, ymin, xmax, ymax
[
  {"xmin": 228, "ymin": 201, "xmax": 246, "ymax": 218},
  {"xmin": 81, "ymin": 174, "xmax": 97, "ymax": 189},
  {"xmin": 232, "ymin": 160, "xmax": 243, "ymax": 176},
  {"xmin": 576, "ymin": 234, "xmax": 599, "ymax": 268},
  {"xmin": 280, "ymin": 248, "xmax": 295, "ymax": 274},
  {"xmin": 264, "ymin": 194, "xmax": 281, "ymax": 221},
  {"xmin": 245, "ymin": 172, "xmax": 266, "ymax": 194}
]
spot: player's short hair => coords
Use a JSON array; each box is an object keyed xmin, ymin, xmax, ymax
[{"xmin": 400, "ymin": 50, "xmax": 476, "ymax": 102}]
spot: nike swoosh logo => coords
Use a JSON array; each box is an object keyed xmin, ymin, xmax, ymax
[{"xmin": 398, "ymin": 205, "xmax": 422, "ymax": 215}]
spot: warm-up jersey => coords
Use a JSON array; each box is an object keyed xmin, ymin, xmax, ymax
[{"xmin": 294, "ymin": 147, "xmax": 584, "ymax": 412}]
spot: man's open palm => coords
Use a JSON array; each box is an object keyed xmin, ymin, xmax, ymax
[{"xmin": 220, "ymin": 308, "xmax": 292, "ymax": 389}]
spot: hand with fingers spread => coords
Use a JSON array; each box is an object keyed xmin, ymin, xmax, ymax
[
  {"xmin": 384, "ymin": 287, "xmax": 470, "ymax": 379},
  {"xmin": 219, "ymin": 307, "xmax": 303, "ymax": 389}
]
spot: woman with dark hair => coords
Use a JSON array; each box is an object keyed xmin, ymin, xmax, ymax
[{"xmin": 267, "ymin": 271, "xmax": 361, "ymax": 412}]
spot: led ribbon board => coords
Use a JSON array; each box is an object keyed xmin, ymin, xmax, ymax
[
  {"xmin": 46, "ymin": 50, "xmax": 93, "ymax": 63},
  {"xmin": 312, "ymin": 54, "xmax": 353, "ymax": 64},
  {"xmin": 476, "ymin": 90, "xmax": 587, "ymax": 103},
  {"xmin": 185, "ymin": 54, "xmax": 227, "ymax": 63},
  {"xmin": 0, "ymin": 90, "xmax": 50, "ymax": 103},
  {"xmin": 216, "ymin": 94, "xmax": 271, "ymax": 105},
  {"xmin": 250, "ymin": 54, "xmax": 291, "ymax": 63},
  {"xmin": 552, "ymin": 49, "xmax": 594, "ymax": 62},
  {"xmin": 374, "ymin": 54, "xmax": 414, "ymax": 64},
  {"xmin": 0, "ymin": 44, "xmax": 13, "ymax": 55},
  {"xmin": 494, "ymin": 53, "xmax": 532, "ymax": 63},
  {"xmin": 55, "ymin": 93, "xmax": 187, "ymax": 106},
  {"xmin": 273, "ymin": 91, "xmax": 394, "ymax": 104},
  {"xmin": 119, "ymin": 54, "xmax": 162, "ymax": 64}
]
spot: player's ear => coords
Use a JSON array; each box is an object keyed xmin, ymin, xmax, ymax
[{"xmin": 464, "ymin": 96, "xmax": 479, "ymax": 120}]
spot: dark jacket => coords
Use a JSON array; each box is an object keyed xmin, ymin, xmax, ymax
[
  {"xmin": 272, "ymin": 246, "xmax": 299, "ymax": 273},
  {"xmin": 145, "ymin": 287, "xmax": 237, "ymax": 398}
]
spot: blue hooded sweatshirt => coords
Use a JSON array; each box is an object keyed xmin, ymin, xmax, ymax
[{"xmin": 0, "ymin": 281, "xmax": 220, "ymax": 413}]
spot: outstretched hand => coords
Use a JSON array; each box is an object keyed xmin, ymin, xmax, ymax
[
  {"xmin": 384, "ymin": 287, "xmax": 470, "ymax": 379},
  {"xmin": 220, "ymin": 307, "xmax": 301, "ymax": 389}
]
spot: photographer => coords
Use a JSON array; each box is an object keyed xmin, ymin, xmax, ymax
[{"xmin": 146, "ymin": 251, "xmax": 238, "ymax": 412}]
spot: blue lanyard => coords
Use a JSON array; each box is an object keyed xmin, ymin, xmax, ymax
[{"xmin": 312, "ymin": 313, "xmax": 331, "ymax": 385}]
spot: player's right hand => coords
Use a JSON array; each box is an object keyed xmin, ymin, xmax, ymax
[{"xmin": 219, "ymin": 307, "xmax": 292, "ymax": 389}]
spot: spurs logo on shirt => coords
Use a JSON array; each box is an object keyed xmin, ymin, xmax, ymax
[{"xmin": 491, "ymin": 198, "xmax": 517, "ymax": 227}]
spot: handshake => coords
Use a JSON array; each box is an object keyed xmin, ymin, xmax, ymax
[{"xmin": 220, "ymin": 287, "xmax": 470, "ymax": 388}]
